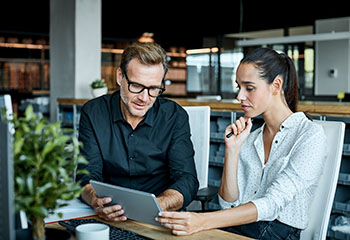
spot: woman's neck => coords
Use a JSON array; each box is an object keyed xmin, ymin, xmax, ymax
[{"xmin": 263, "ymin": 101, "xmax": 293, "ymax": 135}]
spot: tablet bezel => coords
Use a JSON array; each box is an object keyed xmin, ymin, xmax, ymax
[{"xmin": 89, "ymin": 180, "xmax": 162, "ymax": 227}]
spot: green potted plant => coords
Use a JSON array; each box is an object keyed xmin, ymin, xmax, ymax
[
  {"xmin": 90, "ymin": 78, "xmax": 108, "ymax": 98},
  {"xmin": 12, "ymin": 105, "xmax": 88, "ymax": 240}
]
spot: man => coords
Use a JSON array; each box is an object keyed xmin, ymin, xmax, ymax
[{"xmin": 77, "ymin": 42, "xmax": 199, "ymax": 222}]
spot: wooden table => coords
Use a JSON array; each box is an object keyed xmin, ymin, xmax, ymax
[{"xmin": 46, "ymin": 216, "xmax": 253, "ymax": 240}]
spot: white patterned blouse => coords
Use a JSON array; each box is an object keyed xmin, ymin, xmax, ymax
[{"xmin": 218, "ymin": 112, "xmax": 327, "ymax": 229}]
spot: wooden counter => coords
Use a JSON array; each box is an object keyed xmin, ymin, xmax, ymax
[
  {"xmin": 57, "ymin": 97, "xmax": 350, "ymax": 117},
  {"xmin": 173, "ymin": 99, "xmax": 350, "ymax": 117}
]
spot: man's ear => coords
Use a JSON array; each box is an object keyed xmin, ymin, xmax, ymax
[
  {"xmin": 272, "ymin": 76, "xmax": 283, "ymax": 95},
  {"xmin": 116, "ymin": 68, "xmax": 123, "ymax": 87}
]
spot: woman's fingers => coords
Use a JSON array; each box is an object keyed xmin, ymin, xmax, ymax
[
  {"xmin": 238, "ymin": 117, "xmax": 249, "ymax": 133},
  {"xmin": 157, "ymin": 216, "xmax": 187, "ymax": 225},
  {"xmin": 246, "ymin": 117, "xmax": 253, "ymax": 132},
  {"xmin": 235, "ymin": 118, "xmax": 243, "ymax": 134},
  {"xmin": 226, "ymin": 117, "xmax": 250, "ymax": 137},
  {"xmin": 156, "ymin": 211, "xmax": 202, "ymax": 235},
  {"xmin": 231, "ymin": 123, "xmax": 238, "ymax": 136},
  {"xmin": 157, "ymin": 211, "xmax": 187, "ymax": 220},
  {"xmin": 172, "ymin": 230, "xmax": 190, "ymax": 236}
]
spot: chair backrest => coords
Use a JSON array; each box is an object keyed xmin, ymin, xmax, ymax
[
  {"xmin": 300, "ymin": 120, "xmax": 345, "ymax": 240},
  {"xmin": 183, "ymin": 106, "xmax": 211, "ymax": 190},
  {"xmin": 0, "ymin": 94, "xmax": 14, "ymax": 134},
  {"xmin": 0, "ymin": 94, "xmax": 13, "ymax": 121}
]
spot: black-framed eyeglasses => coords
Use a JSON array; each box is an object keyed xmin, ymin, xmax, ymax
[{"xmin": 123, "ymin": 72, "xmax": 165, "ymax": 97}]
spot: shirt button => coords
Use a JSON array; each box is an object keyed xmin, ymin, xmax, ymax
[
  {"xmin": 275, "ymin": 140, "xmax": 278, "ymax": 144},
  {"xmin": 281, "ymin": 125, "xmax": 284, "ymax": 129},
  {"xmin": 129, "ymin": 157, "xmax": 134, "ymax": 160},
  {"xmin": 130, "ymin": 133, "xmax": 134, "ymax": 137}
]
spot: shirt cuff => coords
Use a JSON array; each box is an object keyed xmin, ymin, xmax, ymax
[
  {"xmin": 218, "ymin": 194, "xmax": 239, "ymax": 209},
  {"xmin": 251, "ymin": 197, "xmax": 273, "ymax": 222},
  {"xmin": 76, "ymin": 173, "xmax": 92, "ymax": 187}
]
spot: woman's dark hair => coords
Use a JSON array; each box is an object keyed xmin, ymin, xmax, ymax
[{"xmin": 240, "ymin": 47, "xmax": 299, "ymax": 113}]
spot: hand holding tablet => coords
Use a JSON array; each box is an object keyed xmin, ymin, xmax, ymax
[{"xmin": 90, "ymin": 180, "xmax": 162, "ymax": 227}]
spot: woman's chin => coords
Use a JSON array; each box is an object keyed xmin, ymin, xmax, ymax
[{"xmin": 244, "ymin": 111, "xmax": 261, "ymax": 119}]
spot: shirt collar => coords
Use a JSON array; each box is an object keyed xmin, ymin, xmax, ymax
[
  {"xmin": 256, "ymin": 112, "xmax": 307, "ymax": 133},
  {"xmin": 279, "ymin": 112, "xmax": 306, "ymax": 131},
  {"xmin": 111, "ymin": 91, "xmax": 156, "ymax": 127}
]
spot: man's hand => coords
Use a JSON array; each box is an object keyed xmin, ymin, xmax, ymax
[{"xmin": 81, "ymin": 184, "xmax": 127, "ymax": 221}]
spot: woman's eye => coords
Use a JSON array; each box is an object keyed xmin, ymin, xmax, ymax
[{"xmin": 247, "ymin": 86, "xmax": 254, "ymax": 91}]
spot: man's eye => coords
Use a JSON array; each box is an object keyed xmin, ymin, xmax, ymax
[
  {"xmin": 247, "ymin": 86, "xmax": 254, "ymax": 91},
  {"xmin": 131, "ymin": 83, "xmax": 143, "ymax": 89}
]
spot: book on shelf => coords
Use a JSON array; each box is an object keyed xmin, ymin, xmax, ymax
[{"xmin": 0, "ymin": 61, "xmax": 50, "ymax": 91}]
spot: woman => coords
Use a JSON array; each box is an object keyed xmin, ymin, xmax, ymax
[{"xmin": 156, "ymin": 48, "xmax": 327, "ymax": 240}]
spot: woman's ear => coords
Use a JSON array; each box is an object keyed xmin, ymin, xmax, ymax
[{"xmin": 272, "ymin": 76, "xmax": 283, "ymax": 95}]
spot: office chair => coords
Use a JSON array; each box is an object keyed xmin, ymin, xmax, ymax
[
  {"xmin": 0, "ymin": 94, "xmax": 13, "ymax": 120},
  {"xmin": 0, "ymin": 94, "xmax": 14, "ymax": 134},
  {"xmin": 300, "ymin": 120, "xmax": 345, "ymax": 240},
  {"xmin": 183, "ymin": 106, "xmax": 218, "ymax": 211}
]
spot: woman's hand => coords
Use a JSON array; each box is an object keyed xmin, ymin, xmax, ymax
[
  {"xmin": 225, "ymin": 117, "xmax": 252, "ymax": 148},
  {"xmin": 156, "ymin": 211, "xmax": 204, "ymax": 235}
]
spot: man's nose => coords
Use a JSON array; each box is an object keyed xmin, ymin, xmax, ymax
[{"xmin": 138, "ymin": 89, "xmax": 149, "ymax": 101}]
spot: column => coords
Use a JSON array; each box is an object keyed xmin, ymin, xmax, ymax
[{"xmin": 50, "ymin": 0, "xmax": 101, "ymax": 121}]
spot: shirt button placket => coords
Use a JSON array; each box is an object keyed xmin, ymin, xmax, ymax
[{"xmin": 128, "ymin": 131, "xmax": 136, "ymax": 174}]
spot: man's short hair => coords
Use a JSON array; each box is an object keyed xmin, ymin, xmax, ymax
[{"xmin": 120, "ymin": 42, "xmax": 168, "ymax": 78}]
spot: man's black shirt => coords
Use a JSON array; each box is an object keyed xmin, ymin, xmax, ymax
[{"xmin": 77, "ymin": 91, "xmax": 199, "ymax": 207}]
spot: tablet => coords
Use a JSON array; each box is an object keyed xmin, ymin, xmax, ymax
[{"xmin": 89, "ymin": 180, "xmax": 162, "ymax": 227}]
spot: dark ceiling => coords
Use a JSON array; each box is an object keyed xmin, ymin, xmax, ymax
[{"xmin": 1, "ymin": 0, "xmax": 350, "ymax": 50}]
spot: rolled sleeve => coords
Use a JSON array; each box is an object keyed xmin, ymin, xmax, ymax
[
  {"xmin": 251, "ymin": 197, "xmax": 276, "ymax": 221},
  {"xmin": 218, "ymin": 193, "xmax": 239, "ymax": 209}
]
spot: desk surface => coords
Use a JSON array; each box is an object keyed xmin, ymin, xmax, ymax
[{"xmin": 46, "ymin": 216, "xmax": 253, "ymax": 240}]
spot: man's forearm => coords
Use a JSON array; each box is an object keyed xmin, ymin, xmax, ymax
[{"xmin": 157, "ymin": 189, "xmax": 184, "ymax": 211}]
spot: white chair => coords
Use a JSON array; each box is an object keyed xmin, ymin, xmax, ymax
[
  {"xmin": 0, "ymin": 94, "xmax": 13, "ymax": 121},
  {"xmin": 300, "ymin": 120, "xmax": 345, "ymax": 240},
  {"xmin": 183, "ymin": 106, "xmax": 216, "ymax": 211},
  {"xmin": 183, "ymin": 106, "xmax": 211, "ymax": 190},
  {"xmin": 0, "ymin": 94, "xmax": 14, "ymax": 134}
]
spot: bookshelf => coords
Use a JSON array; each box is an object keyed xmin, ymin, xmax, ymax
[
  {"xmin": 0, "ymin": 42, "xmax": 50, "ymax": 91},
  {"xmin": 0, "ymin": 42, "xmax": 188, "ymax": 95},
  {"xmin": 0, "ymin": 42, "xmax": 189, "ymax": 115},
  {"xmin": 0, "ymin": 58, "xmax": 49, "ymax": 91},
  {"xmin": 0, "ymin": 41, "xmax": 50, "ymax": 115}
]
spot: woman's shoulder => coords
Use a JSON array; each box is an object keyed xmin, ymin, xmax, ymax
[
  {"xmin": 295, "ymin": 112, "xmax": 324, "ymax": 132},
  {"xmin": 291, "ymin": 113, "xmax": 327, "ymax": 145}
]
